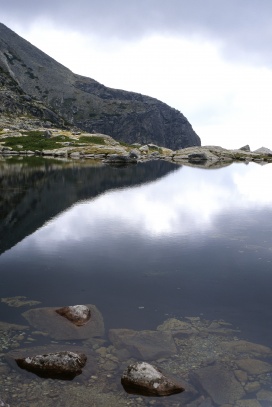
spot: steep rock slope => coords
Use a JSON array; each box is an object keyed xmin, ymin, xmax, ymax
[{"xmin": 0, "ymin": 23, "xmax": 200, "ymax": 149}]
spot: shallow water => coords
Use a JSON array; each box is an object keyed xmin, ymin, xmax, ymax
[{"xmin": 1, "ymin": 157, "xmax": 272, "ymax": 406}]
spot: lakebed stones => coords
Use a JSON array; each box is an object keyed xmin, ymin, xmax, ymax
[
  {"xmin": 16, "ymin": 351, "xmax": 87, "ymax": 379},
  {"xmin": 22, "ymin": 304, "xmax": 104, "ymax": 340},
  {"xmin": 55, "ymin": 305, "xmax": 91, "ymax": 326},
  {"xmin": 109, "ymin": 329, "xmax": 177, "ymax": 360},
  {"xmin": 194, "ymin": 364, "xmax": 246, "ymax": 405},
  {"xmin": 121, "ymin": 361, "xmax": 185, "ymax": 396}
]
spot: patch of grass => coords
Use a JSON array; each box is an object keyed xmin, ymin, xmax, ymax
[
  {"xmin": 3, "ymin": 132, "xmax": 71, "ymax": 151},
  {"xmin": 78, "ymin": 136, "xmax": 106, "ymax": 145}
]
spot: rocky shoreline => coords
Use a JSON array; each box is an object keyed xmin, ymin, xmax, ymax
[
  {"xmin": 1, "ymin": 297, "xmax": 272, "ymax": 406},
  {"xmin": 1, "ymin": 121, "xmax": 272, "ymax": 168}
]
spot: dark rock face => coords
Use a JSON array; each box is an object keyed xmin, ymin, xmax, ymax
[
  {"xmin": 0, "ymin": 23, "xmax": 200, "ymax": 149},
  {"xmin": 16, "ymin": 351, "xmax": 87, "ymax": 379},
  {"xmin": 121, "ymin": 362, "xmax": 185, "ymax": 396}
]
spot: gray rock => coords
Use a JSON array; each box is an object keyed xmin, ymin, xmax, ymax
[
  {"xmin": 42, "ymin": 130, "xmax": 52, "ymax": 138},
  {"xmin": 121, "ymin": 361, "xmax": 185, "ymax": 396},
  {"xmin": 253, "ymin": 147, "xmax": 272, "ymax": 155},
  {"xmin": 109, "ymin": 329, "xmax": 177, "ymax": 360},
  {"xmin": 0, "ymin": 399, "xmax": 10, "ymax": 407},
  {"xmin": 22, "ymin": 304, "xmax": 104, "ymax": 340},
  {"xmin": 16, "ymin": 351, "xmax": 87, "ymax": 379},
  {"xmin": 188, "ymin": 153, "xmax": 208, "ymax": 162},
  {"xmin": 239, "ymin": 144, "xmax": 250, "ymax": 151}
]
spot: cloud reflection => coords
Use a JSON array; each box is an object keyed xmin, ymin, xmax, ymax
[{"xmin": 19, "ymin": 163, "xmax": 272, "ymax": 251}]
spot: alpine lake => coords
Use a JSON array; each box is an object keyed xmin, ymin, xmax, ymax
[{"xmin": 1, "ymin": 156, "xmax": 272, "ymax": 407}]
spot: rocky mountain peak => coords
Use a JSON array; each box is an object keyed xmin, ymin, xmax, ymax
[{"xmin": 0, "ymin": 22, "xmax": 200, "ymax": 149}]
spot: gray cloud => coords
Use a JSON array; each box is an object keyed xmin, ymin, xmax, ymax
[{"xmin": 2, "ymin": 0, "xmax": 272, "ymax": 64}]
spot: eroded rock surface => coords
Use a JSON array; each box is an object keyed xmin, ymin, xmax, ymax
[
  {"xmin": 55, "ymin": 305, "xmax": 91, "ymax": 326},
  {"xmin": 16, "ymin": 351, "xmax": 87, "ymax": 379},
  {"xmin": 121, "ymin": 362, "xmax": 185, "ymax": 396}
]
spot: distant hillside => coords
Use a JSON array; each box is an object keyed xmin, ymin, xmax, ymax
[{"xmin": 0, "ymin": 23, "xmax": 200, "ymax": 150}]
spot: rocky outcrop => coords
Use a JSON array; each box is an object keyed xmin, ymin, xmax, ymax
[
  {"xmin": 121, "ymin": 362, "xmax": 185, "ymax": 396},
  {"xmin": 0, "ymin": 23, "xmax": 200, "ymax": 150},
  {"xmin": 16, "ymin": 351, "xmax": 87, "ymax": 379}
]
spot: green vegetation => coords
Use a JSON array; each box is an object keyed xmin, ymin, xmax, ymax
[
  {"xmin": 2, "ymin": 132, "xmax": 72, "ymax": 151},
  {"xmin": 78, "ymin": 136, "xmax": 106, "ymax": 145}
]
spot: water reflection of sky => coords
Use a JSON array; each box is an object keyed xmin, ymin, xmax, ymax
[{"xmin": 13, "ymin": 162, "xmax": 272, "ymax": 253}]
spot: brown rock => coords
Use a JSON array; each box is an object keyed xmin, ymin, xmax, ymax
[
  {"xmin": 220, "ymin": 340, "xmax": 271, "ymax": 355},
  {"xmin": 236, "ymin": 358, "xmax": 272, "ymax": 375},
  {"xmin": 55, "ymin": 305, "xmax": 91, "ymax": 326},
  {"xmin": 121, "ymin": 362, "xmax": 185, "ymax": 396},
  {"xmin": 16, "ymin": 351, "xmax": 87, "ymax": 379}
]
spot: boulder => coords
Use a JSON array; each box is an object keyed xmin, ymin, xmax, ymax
[
  {"xmin": 22, "ymin": 304, "xmax": 104, "ymax": 340},
  {"xmin": 16, "ymin": 351, "xmax": 87, "ymax": 379},
  {"xmin": 239, "ymin": 145, "xmax": 250, "ymax": 152},
  {"xmin": 121, "ymin": 362, "xmax": 185, "ymax": 396},
  {"xmin": 253, "ymin": 147, "xmax": 272, "ymax": 155},
  {"xmin": 109, "ymin": 329, "xmax": 177, "ymax": 360},
  {"xmin": 55, "ymin": 305, "xmax": 91, "ymax": 326}
]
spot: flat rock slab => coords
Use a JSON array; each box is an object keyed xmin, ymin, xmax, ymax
[
  {"xmin": 194, "ymin": 364, "xmax": 245, "ymax": 405},
  {"xmin": 109, "ymin": 329, "xmax": 177, "ymax": 360},
  {"xmin": 121, "ymin": 361, "xmax": 185, "ymax": 396},
  {"xmin": 236, "ymin": 358, "xmax": 272, "ymax": 375},
  {"xmin": 220, "ymin": 340, "xmax": 271, "ymax": 356},
  {"xmin": 22, "ymin": 304, "xmax": 104, "ymax": 340}
]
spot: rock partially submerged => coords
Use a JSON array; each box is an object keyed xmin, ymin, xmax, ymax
[
  {"xmin": 22, "ymin": 304, "xmax": 104, "ymax": 340},
  {"xmin": 16, "ymin": 351, "xmax": 87, "ymax": 379},
  {"xmin": 55, "ymin": 305, "xmax": 91, "ymax": 326},
  {"xmin": 121, "ymin": 361, "xmax": 185, "ymax": 396}
]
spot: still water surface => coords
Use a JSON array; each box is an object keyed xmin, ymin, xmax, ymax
[{"xmin": 1, "ymin": 157, "xmax": 272, "ymax": 406}]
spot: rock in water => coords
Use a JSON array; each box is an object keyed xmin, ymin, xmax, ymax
[
  {"xmin": 16, "ymin": 351, "xmax": 87, "ymax": 379},
  {"xmin": 121, "ymin": 361, "xmax": 185, "ymax": 396},
  {"xmin": 55, "ymin": 305, "xmax": 91, "ymax": 326}
]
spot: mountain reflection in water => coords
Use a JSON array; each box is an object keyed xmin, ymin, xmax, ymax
[{"xmin": 1, "ymin": 158, "xmax": 272, "ymax": 347}]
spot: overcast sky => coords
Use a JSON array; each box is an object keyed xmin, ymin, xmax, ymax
[{"xmin": 2, "ymin": 1, "xmax": 272, "ymax": 149}]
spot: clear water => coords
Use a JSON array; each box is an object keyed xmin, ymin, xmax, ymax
[{"xmin": 1, "ymin": 157, "xmax": 272, "ymax": 406}]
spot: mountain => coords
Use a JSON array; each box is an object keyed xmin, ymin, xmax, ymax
[
  {"xmin": 0, "ymin": 23, "xmax": 200, "ymax": 150},
  {"xmin": 0, "ymin": 160, "xmax": 179, "ymax": 255}
]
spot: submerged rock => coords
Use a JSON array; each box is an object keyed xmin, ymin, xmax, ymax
[
  {"xmin": 55, "ymin": 305, "xmax": 91, "ymax": 326},
  {"xmin": 121, "ymin": 361, "xmax": 185, "ymax": 396},
  {"xmin": 109, "ymin": 328, "xmax": 177, "ymax": 360},
  {"xmin": 22, "ymin": 304, "xmax": 104, "ymax": 340},
  {"xmin": 16, "ymin": 351, "xmax": 87, "ymax": 379},
  {"xmin": 105, "ymin": 154, "xmax": 137, "ymax": 164}
]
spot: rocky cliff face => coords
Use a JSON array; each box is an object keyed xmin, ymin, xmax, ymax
[{"xmin": 0, "ymin": 23, "xmax": 200, "ymax": 149}]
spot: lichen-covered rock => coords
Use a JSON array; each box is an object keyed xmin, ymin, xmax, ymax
[
  {"xmin": 16, "ymin": 351, "xmax": 87, "ymax": 379},
  {"xmin": 55, "ymin": 305, "xmax": 91, "ymax": 326},
  {"xmin": 121, "ymin": 361, "xmax": 185, "ymax": 396}
]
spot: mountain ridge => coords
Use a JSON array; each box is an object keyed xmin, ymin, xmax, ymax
[{"xmin": 0, "ymin": 23, "xmax": 200, "ymax": 149}]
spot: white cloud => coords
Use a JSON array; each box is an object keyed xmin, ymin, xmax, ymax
[{"xmin": 15, "ymin": 162, "xmax": 272, "ymax": 254}]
